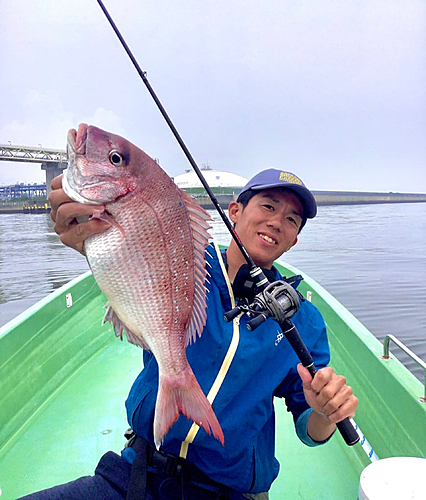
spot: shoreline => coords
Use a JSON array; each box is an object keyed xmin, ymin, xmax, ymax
[
  {"xmin": 1, "ymin": 190, "xmax": 425, "ymax": 213},
  {"xmin": 0, "ymin": 206, "xmax": 51, "ymax": 214}
]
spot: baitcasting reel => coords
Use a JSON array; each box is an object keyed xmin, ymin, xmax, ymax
[{"xmin": 224, "ymin": 274, "xmax": 302, "ymax": 330}]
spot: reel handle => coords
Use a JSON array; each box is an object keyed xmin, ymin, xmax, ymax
[
  {"xmin": 247, "ymin": 311, "xmax": 272, "ymax": 330},
  {"xmin": 223, "ymin": 307, "xmax": 241, "ymax": 322}
]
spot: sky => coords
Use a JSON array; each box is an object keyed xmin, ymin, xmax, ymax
[{"xmin": 0, "ymin": 0, "xmax": 425, "ymax": 192}]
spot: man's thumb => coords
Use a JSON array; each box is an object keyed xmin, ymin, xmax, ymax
[{"xmin": 297, "ymin": 363, "xmax": 313, "ymax": 390}]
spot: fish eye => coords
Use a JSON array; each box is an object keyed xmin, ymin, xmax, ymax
[{"xmin": 108, "ymin": 150, "xmax": 125, "ymax": 167}]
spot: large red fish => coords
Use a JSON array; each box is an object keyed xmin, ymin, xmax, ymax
[{"xmin": 63, "ymin": 123, "xmax": 224, "ymax": 447}]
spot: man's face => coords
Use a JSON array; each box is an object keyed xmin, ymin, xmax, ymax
[{"xmin": 229, "ymin": 188, "xmax": 304, "ymax": 268}]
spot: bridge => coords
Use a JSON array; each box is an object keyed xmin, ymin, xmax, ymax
[{"xmin": 0, "ymin": 144, "xmax": 68, "ymax": 196}]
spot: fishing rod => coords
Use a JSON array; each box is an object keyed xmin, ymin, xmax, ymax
[{"xmin": 96, "ymin": 0, "xmax": 359, "ymax": 446}]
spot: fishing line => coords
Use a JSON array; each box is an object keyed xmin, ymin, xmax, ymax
[{"xmin": 95, "ymin": 0, "xmax": 359, "ymax": 446}]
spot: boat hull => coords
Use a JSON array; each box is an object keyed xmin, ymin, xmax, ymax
[{"xmin": 0, "ymin": 263, "xmax": 424, "ymax": 499}]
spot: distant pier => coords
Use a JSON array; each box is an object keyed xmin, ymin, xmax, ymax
[
  {"xmin": 0, "ymin": 190, "xmax": 424, "ymax": 215},
  {"xmin": 194, "ymin": 190, "xmax": 426, "ymax": 209},
  {"xmin": 0, "ymin": 201, "xmax": 51, "ymax": 214}
]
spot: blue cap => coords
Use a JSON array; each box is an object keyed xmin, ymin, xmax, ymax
[{"xmin": 238, "ymin": 169, "xmax": 317, "ymax": 219}]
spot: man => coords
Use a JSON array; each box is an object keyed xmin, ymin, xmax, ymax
[{"xmin": 21, "ymin": 168, "xmax": 358, "ymax": 499}]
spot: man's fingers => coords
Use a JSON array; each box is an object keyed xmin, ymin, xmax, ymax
[
  {"xmin": 324, "ymin": 395, "xmax": 359, "ymax": 423},
  {"xmin": 310, "ymin": 367, "xmax": 335, "ymax": 393},
  {"xmin": 311, "ymin": 368, "xmax": 358, "ymax": 422},
  {"xmin": 48, "ymin": 173, "xmax": 111, "ymax": 254},
  {"xmin": 50, "ymin": 173, "xmax": 63, "ymax": 191},
  {"xmin": 49, "ymin": 188, "xmax": 74, "ymax": 221},
  {"xmin": 59, "ymin": 219, "xmax": 111, "ymax": 254},
  {"xmin": 296, "ymin": 363, "xmax": 313, "ymax": 391},
  {"xmin": 315, "ymin": 375, "xmax": 347, "ymax": 407},
  {"xmin": 54, "ymin": 202, "xmax": 105, "ymax": 234},
  {"xmin": 319, "ymin": 384, "xmax": 354, "ymax": 416}
]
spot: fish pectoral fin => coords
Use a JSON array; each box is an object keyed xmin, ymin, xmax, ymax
[
  {"xmin": 90, "ymin": 209, "xmax": 126, "ymax": 237},
  {"xmin": 102, "ymin": 305, "xmax": 150, "ymax": 351}
]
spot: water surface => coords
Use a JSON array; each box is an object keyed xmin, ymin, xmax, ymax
[{"xmin": 0, "ymin": 203, "xmax": 424, "ymax": 381}]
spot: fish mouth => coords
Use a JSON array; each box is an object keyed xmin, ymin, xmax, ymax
[
  {"xmin": 64, "ymin": 123, "xmax": 105, "ymax": 205},
  {"xmin": 68, "ymin": 123, "xmax": 88, "ymax": 155},
  {"xmin": 64, "ymin": 123, "xmax": 100, "ymax": 205}
]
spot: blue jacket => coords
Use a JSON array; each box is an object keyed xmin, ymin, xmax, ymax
[{"xmin": 124, "ymin": 243, "xmax": 330, "ymax": 493}]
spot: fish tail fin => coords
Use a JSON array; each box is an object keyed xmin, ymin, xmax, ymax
[{"xmin": 154, "ymin": 368, "xmax": 224, "ymax": 449}]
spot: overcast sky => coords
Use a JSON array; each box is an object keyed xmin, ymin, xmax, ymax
[{"xmin": 1, "ymin": 0, "xmax": 425, "ymax": 192}]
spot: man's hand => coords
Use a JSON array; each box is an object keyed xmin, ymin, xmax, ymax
[
  {"xmin": 49, "ymin": 174, "xmax": 111, "ymax": 254},
  {"xmin": 297, "ymin": 364, "xmax": 358, "ymax": 442}
]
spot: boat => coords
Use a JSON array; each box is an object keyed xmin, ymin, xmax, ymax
[{"xmin": 0, "ymin": 260, "xmax": 425, "ymax": 499}]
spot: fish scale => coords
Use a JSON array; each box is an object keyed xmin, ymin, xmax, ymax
[{"xmin": 63, "ymin": 123, "xmax": 224, "ymax": 447}]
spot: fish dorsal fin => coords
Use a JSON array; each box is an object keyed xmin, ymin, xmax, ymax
[{"xmin": 181, "ymin": 190, "xmax": 212, "ymax": 347}]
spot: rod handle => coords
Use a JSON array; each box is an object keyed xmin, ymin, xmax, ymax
[{"xmin": 336, "ymin": 418, "xmax": 360, "ymax": 446}]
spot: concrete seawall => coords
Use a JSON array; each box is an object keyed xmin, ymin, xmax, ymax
[
  {"xmin": 312, "ymin": 190, "xmax": 426, "ymax": 206},
  {"xmin": 195, "ymin": 191, "xmax": 426, "ymax": 209}
]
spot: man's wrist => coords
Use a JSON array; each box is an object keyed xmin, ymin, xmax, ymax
[{"xmin": 307, "ymin": 410, "xmax": 336, "ymax": 443}]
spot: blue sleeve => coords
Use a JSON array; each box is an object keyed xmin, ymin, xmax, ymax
[
  {"xmin": 143, "ymin": 350, "xmax": 153, "ymax": 366},
  {"xmin": 274, "ymin": 365, "xmax": 310, "ymax": 424},
  {"xmin": 295, "ymin": 408, "xmax": 336, "ymax": 446}
]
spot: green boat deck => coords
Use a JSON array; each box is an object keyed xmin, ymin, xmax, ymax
[
  {"xmin": 0, "ymin": 337, "xmax": 363, "ymax": 499},
  {"xmin": 1, "ymin": 267, "xmax": 425, "ymax": 499},
  {"xmin": 0, "ymin": 339, "xmax": 140, "ymax": 497}
]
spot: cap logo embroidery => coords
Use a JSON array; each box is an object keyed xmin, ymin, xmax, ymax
[{"xmin": 279, "ymin": 172, "xmax": 302, "ymax": 185}]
